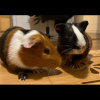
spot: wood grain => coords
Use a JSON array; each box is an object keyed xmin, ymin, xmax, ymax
[
  {"xmin": 0, "ymin": 15, "xmax": 10, "ymax": 32},
  {"xmin": 0, "ymin": 43, "xmax": 100, "ymax": 84},
  {"xmin": 0, "ymin": 15, "xmax": 10, "ymax": 18}
]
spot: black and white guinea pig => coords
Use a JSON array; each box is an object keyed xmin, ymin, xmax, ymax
[
  {"xmin": 0, "ymin": 26, "xmax": 62, "ymax": 80},
  {"xmin": 55, "ymin": 21, "xmax": 92, "ymax": 68}
]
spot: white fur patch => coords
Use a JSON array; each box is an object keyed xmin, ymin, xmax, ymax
[
  {"xmin": 8, "ymin": 30, "xmax": 40, "ymax": 70},
  {"xmin": 22, "ymin": 30, "xmax": 44, "ymax": 42},
  {"xmin": 72, "ymin": 25, "xmax": 86, "ymax": 46}
]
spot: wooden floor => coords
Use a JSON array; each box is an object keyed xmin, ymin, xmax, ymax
[{"xmin": 1, "ymin": 33, "xmax": 100, "ymax": 85}]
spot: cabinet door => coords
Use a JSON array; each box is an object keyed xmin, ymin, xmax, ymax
[{"xmin": 0, "ymin": 15, "xmax": 10, "ymax": 36}]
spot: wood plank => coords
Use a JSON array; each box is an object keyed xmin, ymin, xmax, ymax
[
  {"xmin": 0, "ymin": 15, "xmax": 10, "ymax": 32},
  {"xmin": 0, "ymin": 50, "xmax": 100, "ymax": 84},
  {"xmin": 0, "ymin": 18, "xmax": 10, "ymax": 31},
  {"xmin": 0, "ymin": 64, "xmax": 51, "ymax": 84}
]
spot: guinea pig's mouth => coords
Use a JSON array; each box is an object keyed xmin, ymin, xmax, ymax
[{"xmin": 70, "ymin": 45, "xmax": 86, "ymax": 54}]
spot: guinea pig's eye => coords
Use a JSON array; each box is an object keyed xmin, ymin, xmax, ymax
[{"xmin": 44, "ymin": 48, "xmax": 50, "ymax": 54}]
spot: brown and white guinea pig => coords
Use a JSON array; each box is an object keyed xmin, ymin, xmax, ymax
[
  {"xmin": 0, "ymin": 26, "xmax": 62, "ymax": 80},
  {"xmin": 55, "ymin": 21, "xmax": 92, "ymax": 69}
]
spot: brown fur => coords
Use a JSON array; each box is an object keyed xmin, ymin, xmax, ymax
[
  {"xmin": 67, "ymin": 45, "xmax": 87, "ymax": 55},
  {"xmin": 19, "ymin": 34, "xmax": 62, "ymax": 69},
  {"xmin": 2, "ymin": 28, "xmax": 62, "ymax": 72},
  {"xmin": 85, "ymin": 32, "xmax": 92, "ymax": 50},
  {"xmin": 3, "ymin": 28, "xmax": 25, "ymax": 72}
]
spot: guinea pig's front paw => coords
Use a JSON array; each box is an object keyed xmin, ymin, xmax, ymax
[
  {"xmin": 72, "ymin": 62, "xmax": 87, "ymax": 69},
  {"xmin": 80, "ymin": 62, "xmax": 86, "ymax": 66},
  {"xmin": 74, "ymin": 64, "xmax": 80, "ymax": 69},
  {"xmin": 70, "ymin": 62, "xmax": 81, "ymax": 69},
  {"xmin": 18, "ymin": 72, "xmax": 27, "ymax": 81}
]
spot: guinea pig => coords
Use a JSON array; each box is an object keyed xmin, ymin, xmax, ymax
[
  {"xmin": 0, "ymin": 26, "xmax": 62, "ymax": 80},
  {"xmin": 55, "ymin": 21, "xmax": 92, "ymax": 69}
]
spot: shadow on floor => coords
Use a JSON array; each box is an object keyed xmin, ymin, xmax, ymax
[
  {"xmin": 60, "ymin": 54, "xmax": 93, "ymax": 79},
  {"xmin": 0, "ymin": 61, "xmax": 62, "ymax": 80}
]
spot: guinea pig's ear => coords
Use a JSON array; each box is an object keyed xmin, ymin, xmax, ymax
[
  {"xmin": 79, "ymin": 21, "xmax": 89, "ymax": 32},
  {"xmin": 55, "ymin": 23, "xmax": 65, "ymax": 35},
  {"xmin": 21, "ymin": 39, "xmax": 40, "ymax": 48}
]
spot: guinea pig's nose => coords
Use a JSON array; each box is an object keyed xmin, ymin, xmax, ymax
[{"xmin": 79, "ymin": 46, "xmax": 84, "ymax": 49}]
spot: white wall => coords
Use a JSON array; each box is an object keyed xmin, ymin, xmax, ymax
[{"xmin": 12, "ymin": 15, "xmax": 30, "ymax": 29}]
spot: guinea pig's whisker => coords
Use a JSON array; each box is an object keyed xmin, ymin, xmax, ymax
[
  {"xmin": 60, "ymin": 48, "xmax": 73, "ymax": 55},
  {"xmin": 66, "ymin": 44, "xmax": 73, "ymax": 46},
  {"xmin": 87, "ymin": 42, "xmax": 91, "ymax": 44},
  {"xmin": 86, "ymin": 40, "xmax": 91, "ymax": 44},
  {"xmin": 61, "ymin": 49, "xmax": 73, "ymax": 58},
  {"xmin": 61, "ymin": 42, "xmax": 73, "ymax": 45},
  {"xmin": 84, "ymin": 36, "xmax": 91, "ymax": 43},
  {"xmin": 68, "ymin": 49, "xmax": 73, "ymax": 54},
  {"xmin": 59, "ymin": 45, "xmax": 72, "ymax": 47},
  {"xmin": 64, "ymin": 49, "xmax": 73, "ymax": 58}
]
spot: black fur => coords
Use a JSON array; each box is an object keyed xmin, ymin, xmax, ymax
[
  {"xmin": 56, "ymin": 21, "xmax": 89, "ymax": 63},
  {"xmin": 20, "ymin": 30, "xmax": 31, "ymax": 34}
]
